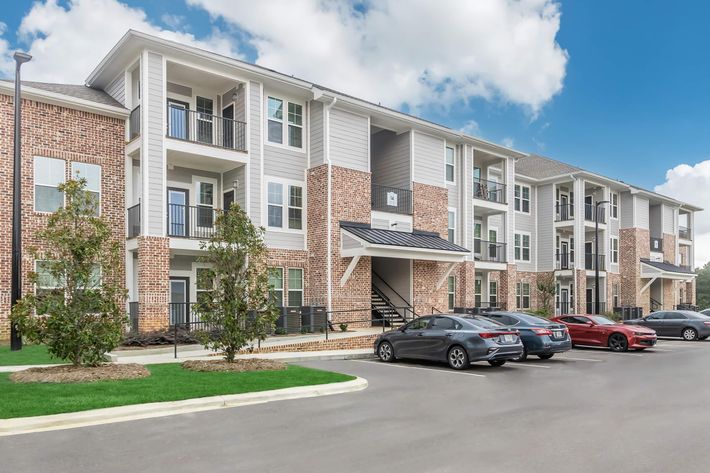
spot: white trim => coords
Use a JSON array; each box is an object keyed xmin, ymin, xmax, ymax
[
  {"xmin": 33, "ymin": 156, "xmax": 66, "ymax": 213},
  {"xmin": 264, "ymin": 176, "xmax": 305, "ymax": 234},
  {"xmin": 445, "ymin": 144, "xmax": 456, "ymax": 185},
  {"xmin": 447, "ymin": 207, "xmax": 457, "ymax": 244},
  {"xmin": 514, "ymin": 231, "xmax": 531, "ymax": 262},
  {"xmin": 264, "ymin": 93, "xmax": 305, "ymax": 152},
  {"xmin": 514, "ymin": 183, "xmax": 531, "ymax": 214},
  {"xmin": 436, "ymin": 263, "xmax": 457, "ymax": 290},
  {"xmin": 339, "ymin": 256, "xmax": 361, "ymax": 287}
]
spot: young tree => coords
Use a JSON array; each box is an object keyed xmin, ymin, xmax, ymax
[
  {"xmin": 11, "ymin": 179, "xmax": 127, "ymax": 366},
  {"xmin": 696, "ymin": 262, "xmax": 710, "ymax": 309},
  {"xmin": 194, "ymin": 203, "xmax": 279, "ymax": 362},
  {"xmin": 536, "ymin": 272, "xmax": 557, "ymax": 316}
]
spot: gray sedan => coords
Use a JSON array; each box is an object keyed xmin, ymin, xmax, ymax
[
  {"xmin": 374, "ymin": 314, "xmax": 524, "ymax": 370},
  {"xmin": 624, "ymin": 310, "xmax": 710, "ymax": 341}
]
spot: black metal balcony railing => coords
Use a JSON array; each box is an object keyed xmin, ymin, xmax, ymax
[
  {"xmin": 127, "ymin": 203, "xmax": 141, "ymax": 238},
  {"xmin": 167, "ymin": 204, "xmax": 220, "ymax": 240},
  {"xmin": 585, "ymin": 253, "xmax": 606, "ymax": 271},
  {"xmin": 679, "ymin": 226, "xmax": 690, "ymax": 240},
  {"xmin": 650, "ymin": 237, "xmax": 663, "ymax": 252},
  {"xmin": 167, "ymin": 105, "xmax": 247, "ymax": 151},
  {"xmin": 584, "ymin": 203, "xmax": 606, "ymax": 224},
  {"xmin": 555, "ymin": 252, "xmax": 574, "ymax": 270},
  {"xmin": 129, "ymin": 105, "xmax": 140, "ymax": 140},
  {"xmin": 473, "ymin": 178, "xmax": 506, "ymax": 204},
  {"xmin": 555, "ymin": 204, "xmax": 575, "ymax": 222},
  {"xmin": 556, "ymin": 301, "xmax": 571, "ymax": 315},
  {"xmin": 474, "ymin": 239, "xmax": 507, "ymax": 263},
  {"xmin": 371, "ymin": 183, "xmax": 413, "ymax": 215},
  {"xmin": 586, "ymin": 301, "xmax": 607, "ymax": 315}
]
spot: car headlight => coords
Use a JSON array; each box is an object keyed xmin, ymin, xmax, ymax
[{"xmin": 632, "ymin": 331, "xmax": 648, "ymax": 336}]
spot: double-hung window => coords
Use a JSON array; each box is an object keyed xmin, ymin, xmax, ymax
[
  {"xmin": 447, "ymin": 276, "xmax": 456, "ymax": 310},
  {"xmin": 196, "ymin": 267, "xmax": 215, "ymax": 305},
  {"xmin": 267, "ymin": 181, "xmax": 304, "ymax": 230},
  {"xmin": 445, "ymin": 147, "xmax": 455, "ymax": 183},
  {"xmin": 611, "ymin": 192, "xmax": 619, "ymax": 219},
  {"xmin": 489, "ymin": 281, "xmax": 498, "ymax": 307},
  {"xmin": 474, "ymin": 278, "xmax": 482, "ymax": 307},
  {"xmin": 287, "ymin": 103, "xmax": 303, "ymax": 148},
  {"xmin": 267, "ymin": 97, "xmax": 284, "ymax": 144},
  {"xmin": 267, "ymin": 96, "xmax": 303, "ymax": 149},
  {"xmin": 71, "ymin": 162, "xmax": 101, "ymax": 215},
  {"xmin": 515, "ymin": 233, "xmax": 531, "ymax": 262},
  {"xmin": 35, "ymin": 157, "xmax": 65, "ymax": 212},
  {"xmin": 268, "ymin": 268, "xmax": 284, "ymax": 306},
  {"xmin": 612, "ymin": 283, "xmax": 620, "ymax": 309},
  {"xmin": 287, "ymin": 268, "xmax": 303, "ymax": 307},
  {"xmin": 515, "ymin": 184, "xmax": 530, "ymax": 213},
  {"xmin": 448, "ymin": 209, "xmax": 456, "ymax": 243},
  {"xmin": 516, "ymin": 282, "xmax": 530, "ymax": 309},
  {"xmin": 610, "ymin": 236, "xmax": 619, "ymax": 263}
]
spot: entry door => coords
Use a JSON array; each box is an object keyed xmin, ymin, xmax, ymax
[
  {"xmin": 585, "ymin": 241, "xmax": 594, "ymax": 269},
  {"xmin": 560, "ymin": 194, "xmax": 569, "ymax": 219},
  {"xmin": 222, "ymin": 104, "xmax": 234, "ymax": 148},
  {"xmin": 196, "ymin": 97, "xmax": 214, "ymax": 144},
  {"xmin": 560, "ymin": 241, "xmax": 569, "ymax": 269},
  {"xmin": 223, "ymin": 190, "xmax": 235, "ymax": 211},
  {"xmin": 168, "ymin": 188, "xmax": 189, "ymax": 237},
  {"xmin": 585, "ymin": 195, "xmax": 594, "ymax": 220},
  {"xmin": 560, "ymin": 288, "xmax": 569, "ymax": 314},
  {"xmin": 167, "ymin": 99, "xmax": 189, "ymax": 140},
  {"xmin": 169, "ymin": 277, "xmax": 189, "ymax": 325},
  {"xmin": 586, "ymin": 287, "xmax": 594, "ymax": 314},
  {"xmin": 488, "ymin": 229, "xmax": 498, "ymax": 261}
]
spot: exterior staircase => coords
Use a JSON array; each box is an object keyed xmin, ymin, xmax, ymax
[{"xmin": 371, "ymin": 285, "xmax": 407, "ymax": 327}]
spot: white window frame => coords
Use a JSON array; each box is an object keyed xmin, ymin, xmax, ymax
[
  {"xmin": 447, "ymin": 208, "xmax": 456, "ymax": 243},
  {"xmin": 71, "ymin": 161, "xmax": 102, "ymax": 215},
  {"xmin": 265, "ymin": 177, "xmax": 305, "ymax": 233},
  {"xmin": 447, "ymin": 275, "xmax": 456, "ymax": 310},
  {"xmin": 268, "ymin": 267, "xmax": 284, "ymax": 307},
  {"xmin": 34, "ymin": 156, "xmax": 65, "ymax": 213},
  {"xmin": 474, "ymin": 277, "xmax": 482, "ymax": 307},
  {"xmin": 611, "ymin": 192, "xmax": 619, "ymax": 219},
  {"xmin": 193, "ymin": 263, "xmax": 215, "ymax": 305},
  {"xmin": 515, "ymin": 184, "xmax": 531, "ymax": 214},
  {"xmin": 515, "ymin": 232, "xmax": 531, "ymax": 262},
  {"xmin": 193, "ymin": 176, "xmax": 218, "ymax": 229},
  {"xmin": 489, "ymin": 280, "xmax": 498, "ymax": 307},
  {"xmin": 445, "ymin": 146, "xmax": 455, "ymax": 184},
  {"xmin": 265, "ymin": 94, "xmax": 305, "ymax": 151},
  {"xmin": 612, "ymin": 283, "xmax": 620, "ymax": 309},
  {"xmin": 287, "ymin": 267, "xmax": 304, "ymax": 308},
  {"xmin": 516, "ymin": 281, "xmax": 531, "ymax": 309},
  {"xmin": 610, "ymin": 236, "xmax": 619, "ymax": 264}
]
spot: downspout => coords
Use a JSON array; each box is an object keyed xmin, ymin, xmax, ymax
[{"xmin": 324, "ymin": 96, "xmax": 338, "ymax": 315}]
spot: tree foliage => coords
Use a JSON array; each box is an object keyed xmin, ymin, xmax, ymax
[
  {"xmin": 696, "ymin": 262, "xmax": 710, "ymax": 309},
  {"xmin": 536, "ymin": 272, "xmax": 557, "ymax": 315},
  {"xmin": 11, "ymin": 179, "xmax": 127, "ymax": 366},
  {"xmin": 194, "ymin": 203, "xmax": 279, "ymax": 362}
]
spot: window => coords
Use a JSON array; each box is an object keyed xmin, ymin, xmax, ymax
[
  {"xmin": 432, "ymin": 317, "xmax": 460, "ymax": 330},
  {"xmin": 489, "ymin": 281, "xmax": 498, "ymax": 307},
  {"xmin": 71, "ymin": 162, "xmax": 101, "ymax": 215},
  {"xmin": 35, "ymin": 157, "xmax": 65, "ymax": 212},
  {"xmin": 448, "ymin": 210, "xmax": 456, "ymax": 243},
  {"xmin": 267, "ymin": 181, "xmax": 304, "ymax": 230},
  {"xmin": 196, "ymin": 181, "xmax": 214, "ymax": 227},
  {"xmin": 447, "ymin": 276, "xmax": 455, "ymax": 310},
  {"xmin": 516, "ymin": 282, "xmax": 530, "ymax": 309},
  {"xmin": 473, "ymin": 221, "xmax": 482, "ymax": 254},
  {"xmin": 268, "ymin": 268, "xmax": 284, "ymax": 306},
  {"xmin": 663, "ymin": 312, "xmax": 687, "ymax": 320},
  {"xmin": 514, "ymin": 185, "xmax": 530, "ymax": 213},
  {"xmin": 196, "ymin": 96, "xmax": 214, "ymax": 144},
  {"xmin": 474, "ymin": 278, "xmax": 482, "ymax": 307},
  {"xmin": 445, "ymin": 146, "xmax": 455, "ymax": 183},
  {"xmin": 612, "ymin": 283, "xmax": 619, "ymax": 309},
  {"xmin": 406, "ymin": 317, "xmax": 431, "ymax": 330},
  {"xmin": 610, "ymin": 237, "xmax": 619, "ymax": 264},
  {"xmin": 611, "ymin": 192, "xmax": 619, "ymax": 219},
  {"xmin": 267, "ymin": 96, "xmax": 303, "ymax": 149},
  {"xmin": 515, "ymin": 233, "xmax": 531, "ymax": 262},
  {"xmin": 35, "ymin": 260, "xmax": 63, "ymax": 303},
  {"xmin": 195, "ymin": 267, "xmax": 214, "ymax": 305},
  {"xmin": 287, "ymin": 268, "xmax": 303, "ymax": 307}
]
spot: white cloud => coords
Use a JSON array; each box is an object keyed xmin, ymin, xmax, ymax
[
  {"xmin": 459, "ymin": 120, "xmax": 480, "ymax": 136},
  {"xmin": 2, "ymin": 0, "xmax": 239, "ymax": 83},
  {"xmin": 188, "ymin": 0, "xmax": 568, "ymax": 114},
  {"xmin": 654, "ymin": 160, "xmax": 710, "ymax": 266},
  {"xmin": 0, "ymin": 23, "xmax": 14, "ymax": 78},
  {"xmin": 501, "ymin": 137, "xmax": 515, "ymax": 148}
]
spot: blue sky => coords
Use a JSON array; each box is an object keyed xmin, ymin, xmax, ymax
[{"xmin": 1, "ymin": 0, "xmax": 708, "ymax": 191}]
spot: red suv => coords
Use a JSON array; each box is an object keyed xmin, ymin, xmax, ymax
[{"xmin": 550, "ymin": 315, "xmax": 657, "ymax": 352}]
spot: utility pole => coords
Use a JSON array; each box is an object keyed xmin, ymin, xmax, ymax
[{"xmin": 594, "ymin": 199, "xmax": 610, "ymax": 315}]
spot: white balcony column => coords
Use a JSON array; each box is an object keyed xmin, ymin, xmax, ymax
[
  {"xmin": 573, "ymin": 178, "xmax": 585, "ymax": 270},
  {"xmin": 505, "ymin": 157, "xmax": 516, "ymax": 263}
]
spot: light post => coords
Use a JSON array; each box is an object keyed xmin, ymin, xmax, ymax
[
  {"xmin": 594, "ymin": 199, "xmax": 610, "ymax": 315},
  {"xmin": 10, "ymin": 51, "xmax": 32, "ymax": 351}
]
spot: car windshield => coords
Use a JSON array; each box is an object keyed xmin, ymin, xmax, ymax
[
  {"xmin": 463, "ymin": 316, "xmax": 504, "ymax": 329},
  {"xmin": 589, "ymin": 316, "xmax": 616, "ymax": 325},
  {"xmin": 513, "ymin": 313, "xmax": 551, "ymax": 325}
]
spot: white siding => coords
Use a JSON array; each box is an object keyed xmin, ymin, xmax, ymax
[
  {"xmin": 515, "ymin": 181, "xmax": 536, "ymax": 272},
  {"xmin": 620, "ymin": 192, "xmax": 634, "ymax": 228},
  {"xmin": 412, "ymin": 131, "xmax": 444, "ymax": 186},
  {"xmin": 371, "ymin": 130, "xmax": 410, "ymax": 189},
  {"xmin": 249, "ymin": 81, "xmax": 262, "ymax": 225},
  {"xmin": 310, "ymin": 101, "xmax": 324, "ymax": 167},
  {"xmin": 537, "ymin": 184, "xmax": 555, "ymax": 271},
  {"xmin": 634, "ymin": 196, "xmax": 649, "ymax": 229},
  {"xmin": 662, "ymin": 204, "xmax": 675, "ymax": 234},
  {"xmin": 145, "ymin": 52, "xmax": 165, "ymax": 235},
  {"xmin": 265, "ymin": 231, "xmax": 305, "ymax": 250},
  {"xmin": 106, "ymin": 72, "xmax": 125, "ymax": 106},
  {"xmin": 329, "ymin": 108, "xmax": 369, "ymax": 172},
  {"xmin": 264, "ymin": 145, "xmax": 307, "ymax": 180}
]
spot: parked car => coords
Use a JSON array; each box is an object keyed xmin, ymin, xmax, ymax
[
  {"xmin": 624, "ymin": 310, "xmax": 710, "ymax": 341},
  {"xmin": 551, "ymin": 315, "xmax": 657, "ymax": 351},
  {"xmin": 700, "ymin": 308, "xmax": 710, "ymax": 317},
  {"xmin": 374, "ymin": 314, "xmax": 524, "ymax": 370},
  {"xmin": 484, "ymin": 312, "xmax": 572, "ymax": 361}
]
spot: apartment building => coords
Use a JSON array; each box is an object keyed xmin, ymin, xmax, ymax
[{"xmin": 0, "ymin": 30, "xmax": 700, "ymax": 337}]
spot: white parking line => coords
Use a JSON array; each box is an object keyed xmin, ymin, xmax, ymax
[
  {"xmin": 506, "ymin": 363, "xmax": 551, "ymax": 369},
  {"xmin": 557, "ymin": 356, "xmax": 603, "ymax": 362},
  {"xmin": 646, "ymin": 348, "xmax": 673, "ymax": 352},
  {"xmin": 352, "ymin": 360, "xmax": 487, "ymax": 377},
  {"xmin": 572, "ymin": 348, "xmax": 644, "ymax": 357}
]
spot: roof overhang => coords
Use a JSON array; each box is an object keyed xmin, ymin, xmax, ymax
[
  {"xmin": 340, "ymin": 228, "xmax": 469, "ymax": 263},
  {"xmin": 640, "ymin": 260, "xmax": 696, "ymax": 281}
]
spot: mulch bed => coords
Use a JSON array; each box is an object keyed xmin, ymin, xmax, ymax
[
  {"xmin": 10, "ymin": 363, "xmax": 150, "ymax": 384},
  {"xmin": 182, "ymin": 359, "xmax": 287, "ymax": 373}
]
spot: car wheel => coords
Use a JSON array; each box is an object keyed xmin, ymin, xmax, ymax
[
  {"xmin": 512, "ymin": 347, "xmax": 528, "ymax": 362},
  {"xmin": 377, "ymin": 341, "xmax": 396, "ymax": 362},
  {"xmin": 488, "ymin": 359, "xmax": 506, "ymax": 367},
  {"xmin": 608, "ymin": 333, "xmax": 629, "ymax": 352},
  {"xmin": 538, "ymin": 353, "xmax": 554, "ymax": 360},
  {"xmin": 447, "ymin": 346, "xmax": 469, "ymax": 370},
  {"xmin": 682, "ymin": 327, "xmax": 699, "ymax": 341}
]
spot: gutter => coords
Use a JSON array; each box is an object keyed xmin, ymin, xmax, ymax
[{"xmin": 324, "ymin": 96, "xmax": 338, "ymax": 315}]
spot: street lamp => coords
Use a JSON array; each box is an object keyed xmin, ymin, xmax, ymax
[
  {"xmin": 10, "ymin": 51, "xmax": 32, "ymax": 351},
  {"xmin": 594, "ymin": 199, "xmax": 610, "ymax": 315}
]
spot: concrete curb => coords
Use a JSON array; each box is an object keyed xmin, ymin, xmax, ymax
[{"xmin": 0, "ymin": 376, "xmax": 368, "ymax": 436}]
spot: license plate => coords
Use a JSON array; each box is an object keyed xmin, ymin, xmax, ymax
[
  {"xmin": 502, "ymin": 334, "xmax": 514, "ymax": 343},
  {"xmin": 553, "ymin": 330, "xmax": 563, "ymax": 338}
]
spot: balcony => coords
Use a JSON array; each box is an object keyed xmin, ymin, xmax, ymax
[
  {"xmin": 650, "ymin": 237, "xmax": 663, "ymax": 253},
  {"xmin": 473, "ymin": 178, "xmax": 506, "ymax": 204},
  {"xmin": 584, "ymin": 203, "xmax": 606, "ymax": 224},
  {"xmin": 474, "ymin": 239, "xmax": 507, "ymax": 263},
  {"xmin": 555, "ymin": 204, "xmax": 574, "ymax": 222},
  {"xmin": 586, "ymin": 301, "xmax": 607, "ymax": 315},
  {"xmin": 127, "ymin": 203, "xmax": 141, "ymax": 238},
  {"xmin": 371, "ymin": 184, "xmax": 412, "ymax": 215},
  {"xmin": 129, "ymin": 105, "xmax": 140, "ymax": 140},
  {"xmin": 585, "ymin": 253, "xmax": 606, "ymax": 271},
  {"xmin": 555, "ymin": 252, "xmax": 574, "ymax": 270},
  {"xmin": 679, "ymin": 226, "xmax": 690, "ymax": 240},
  {"xmin": 167, "ymin": 204, "xmax": 220, "ymax": 240},
  {"xmin": 167, "ymin": 105, "xmax": 246, "ymax": 152}
]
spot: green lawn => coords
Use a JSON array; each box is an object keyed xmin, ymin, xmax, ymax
[
  {"xmin": 0, "ymin": 364, "xmax": 355, "ymax": 419},
  {"xmin": 0, "ymin": 344, "xmax": 62, "ymax": 366}
]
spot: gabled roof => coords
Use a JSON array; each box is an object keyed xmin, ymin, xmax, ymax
[
  {"xmin": 0, "ymin": 80, "xmax": 123, "ymax": 108},
  {"xmin": 515, "ymin": 154, "xmax": 580, "ymax": 179},
  {"xmin": 340, "ymin": 222, "xmax": 469, "ymax": 253}
]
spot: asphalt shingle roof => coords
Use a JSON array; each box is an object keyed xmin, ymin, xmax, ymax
[
  {"xmin": 515, "ymin": 154, "xmax": 581, "ymax": 179},
  {"xmin": 640, "ymin": 258, "xmax": 695, "ymax": 275},
  {"xmin": 2, "ymin": 80, "xmax": 124, "ymax": 108},
  {"xmin": 340, "ymin": 222, "xmax": 469, "ymax": 253}
]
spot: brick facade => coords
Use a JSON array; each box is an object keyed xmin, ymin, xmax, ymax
[
  {"xmin": 499, "ymin": 264, "xmax": 517, "ymax": 311},
  {"xmin": 662, "ymin": 234, "xmax": 677, "ymax": 265},
  {"xmin": 137, "ymin": 236, "xmax": 169, "ymax": 332},
  {"xmin": 453, "ymin": 261, "xmax": 476, "ymax": 308},
  {"xmin": 574, "ymin": 269, "xmax": 587, "ymax": 314},
  {"xmin": 0, "ymin": 94, "xmax": 125, "ymax": 340},
  {"xmin": 619, "ymin": 228, "xmax": 651, "ymax": 314}
]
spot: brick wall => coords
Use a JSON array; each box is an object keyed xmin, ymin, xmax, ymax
[
  {"xmin": 575, "ymin": 270, "xmax": 587, "ymax": 313},
  {"xmin": 0, "ymin": 94, "xmax": 125, "ymax": 340},
  {"xmin": 606, "ymin": 272, "xmax": 621, "ymax": 311},
  {"xmin": 662, "ymin": 234, "xmax": 677, "ymax": 264},
  {"xmin": 619, "ymin": 228, "xmax": 651, "ymax": 314},
  {"xmin": 453, "ymin": 261, "xmax": 476, "ymax": 308},
  {"xmin": 499, "ymin": 264, "xmax": 517, "ymax": 311},
  {"xmin": 267, "ymin": 248, "xmax": 309, "ymax": 306},
  {"xmin": 515, "ymin": 271, "xmax": 540, "ymax": 311},
  {"xmin": 239, "ymin": 333, "xmax": 377, "ymax": 354},
  {"xmin": 137, "ymin": 236, "xmax": 169, "ymax": 332}
]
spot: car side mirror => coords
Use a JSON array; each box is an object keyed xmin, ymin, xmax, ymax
[{"xmin": 587, "ymin": 322, "xmax": 594, "ymax": 327}]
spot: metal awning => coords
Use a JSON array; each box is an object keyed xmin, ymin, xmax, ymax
[{"xmin": 639, "ymin": 258, "xmax": 695, "ymax": 294}]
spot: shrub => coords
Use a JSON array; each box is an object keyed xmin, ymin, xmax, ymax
[
  {"xmin": 339, "ymin": 323, "xmax": 349, "ymax": 332},
  {"xmin": 121, "ymin": 329, "xmax": 200, "ymax": 347},
  {"xmin": 274, "ymin": 327, "xmax": 287, "ymax": 336}
]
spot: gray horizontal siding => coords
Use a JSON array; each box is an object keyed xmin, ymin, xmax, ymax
[
  {"xmin": 265, "ymin": 231, "xmax": 305, "ymax": 250},
  {"xmin": 329, "ymin": 108, "xmax": 368, "ymax": 172},
  {"xmin": 106, "ymin": 72, "xmax": 125, "ymax": 106},
  {"xmin": 412, "ymin": 131, "xmax": 444, "ymax": 186},
  {"xmin": 371, "ymin": 130, "xmax": 410, "ymax": 189},
  {"xmin": 249, "ymin": 80, "xmax": 261, "ymax": 225},
  {"xmin": 537, "ymin": 184, "xmax": 554, "ymax": 271},
  {"xmin": 264, "ymin": 145, "xmax": 307, "ymax": 180},
  {"xmin": 620, "ymin": 192, "xmax": 634, "ymax": 228},
  {"xmin": 146, "ymin": 52, "xmax": 164, "ymax": 235},
  {"xmin": 310, "ymin": 101, "xmax": 324, "ymax": 167},
  {"xmin": 662, "ymin": 204, "xmax": 675, "ymax": 234},
  {"xmin": 634, "ymin": 196, "xmax": 649, "ymax": 229}
]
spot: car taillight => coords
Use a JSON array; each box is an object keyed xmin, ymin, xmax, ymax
[
  {"xmin": 704, "ymin": 322, "xmax": 710, "ymax": 326},
  {"xmin": 480, "ymin": 331, "xmax": 517, "ymax": 339},
  {"xmin": 531, "ymin": 328, "xmax": 553, "ymax": 336}
]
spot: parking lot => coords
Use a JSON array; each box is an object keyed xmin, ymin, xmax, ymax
[{"xmin": 3, "ymin": 339, "xmax": 710, "ymax": 473}]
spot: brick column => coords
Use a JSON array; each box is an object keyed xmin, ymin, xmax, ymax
[
  {"xmin": 662, "ymin": 279, "xmax": 676, "ymax": 310},
  {"xmin": 575, "ymin": 269, "xmax": 587, "ymax": 313},
  {"xmin": 137, "ymin": 236, "xmax": 170, "ymax": 332},
  {"xmin": 455, "ymin": 261, "xmax": 476, "ymax": 308},
  {"xmin": 619, "ymin": 228, "xmax": 651, "ymax": 314},
  {"xmin": 687, "ymin": 280, "xmax": 696, "ymax": 305},
  {"xmin": 662, "ymin": 234, "xmax": 676, "ymax": 264},
  {"xmin": 499, "ymin": 264, "xmax": 517, "ymax": 311}
]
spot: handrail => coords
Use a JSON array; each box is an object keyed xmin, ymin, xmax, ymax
[
  {"xmin": 372, "ymin": 271, "xmax": 415, "ymax": 310},
  {"xmin": 650, "ymin": 297, "xmax": 662, "ymax": 312}
]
